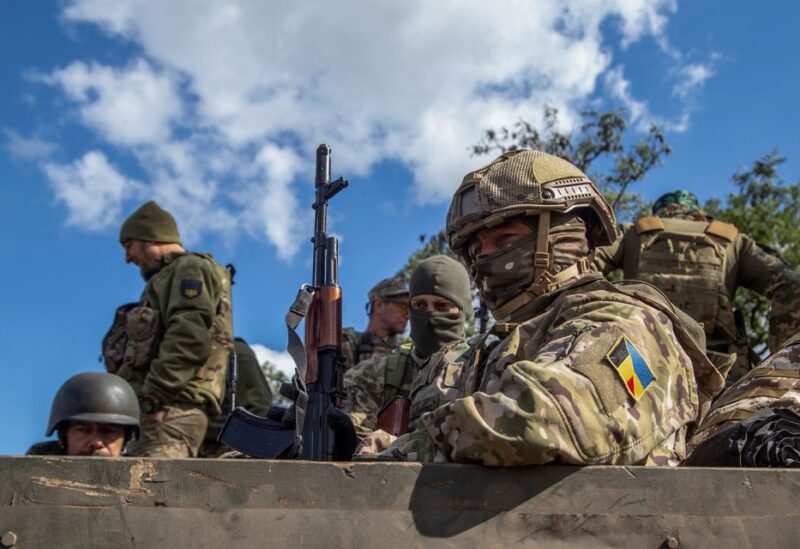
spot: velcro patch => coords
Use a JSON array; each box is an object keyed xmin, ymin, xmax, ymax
[
  {"xmin": 606, "ymin": 336, "xmax": 655, "ymax": 401},
  {"xmin": 180, "ymin": 279, "xmax": 203, "ymax": 299}
]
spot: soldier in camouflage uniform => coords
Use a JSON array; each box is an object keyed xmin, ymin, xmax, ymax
[
  {"xmin": 104, "ymin": 200, "xmax": 234, "ymax": 458},
  {"xmin": 685, "ymin": 332, "xmax": 800, "ymax": 467},
  {"xmin": 199, "ymin": 337, "xmax": 274, "ymax": 457},
  {"xmin": 344, "ymin": 255, "xmax": 473, "ymax": 443},
  {"xmin": 341, "ymin": 277, "xmax": 409, "ymax": 371},
  {"xmin": 27, "ymin": 372, "xmax": 140, "ymax": 457},
  {"xmin": 377, "ymin": 150, "xmax": 728, "ymax": 466},
  {"xmin": 593, "ymin": 189, "xmax": 800, "ymax": 382}
]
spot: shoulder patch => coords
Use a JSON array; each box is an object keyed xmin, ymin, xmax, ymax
[
  {"xmin": 180, "ymin": 279, "xmax": 203, "ymax": 299},
  {"xmin": 606, "ymin": 336, "xmax": 655, "ymax": 401}
]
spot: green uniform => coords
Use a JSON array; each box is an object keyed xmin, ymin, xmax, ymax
[
  {"xmin": 341, "ymin": 328, "xmax": 399, "ymax": 372},
  {"xmin": 382, "ymin": 272, "xmax": 726, "ymax": 466},
  {"xmin": 200, "ymin": 338, "xmax": 273, "ymax": 457},
  {"xmin": 593, "ymin": 214, "xmax": 800, "ymax": 382},
  {"xmin": 344, "ymin": 343, "xmax": 423, "ymax": 439},
  {"xmin": 108, "ymin": 251, "xmax": 233, "ymax": 457}
]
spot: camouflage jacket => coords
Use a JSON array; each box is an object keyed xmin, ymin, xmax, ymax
[
  {"xmin": 113, "ymin": 252, "xmax": 234, "ymax": 417},
  {"xmin": 341, "ymin": 328, "xmax": 400, "ymax": 371},
  {"xmin": 593, "ymin": 217, "xmax": 800, "ymax": 370},
  {"xmin": 379, "ymin": 271, "xmax": 725, "ymax": 466},
  {"xmin": 688, "ymin": 331, "xmax": 800, "ymax": 452},
  {"xmin": 344, "ymin": 343, "xmax": 424, "ymax": 439}
]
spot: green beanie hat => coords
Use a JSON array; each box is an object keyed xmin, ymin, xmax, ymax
[
  {"xmin": 410, "ymin": 255, "xmax": 474, "ymax": 318},
  {"xmin": 119, "ymin": 200, "xmax": 182, "ymax": 244}
]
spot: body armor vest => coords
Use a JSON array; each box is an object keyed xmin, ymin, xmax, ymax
[{"xmin": 624, "ymin": 216, "xmax": 739, "ymax": 343}]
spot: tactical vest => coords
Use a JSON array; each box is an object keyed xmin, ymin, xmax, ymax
[
  {"xmin": 382, "ymin": 345, "xmax": 418, "ymax": 403},
  {"xmin": 624, "ymin": 216, "xmax": 739, "ymax": 343},
  {"xmin": 408, "ymin": 338, "xmax": 478, "ymax": 430}
]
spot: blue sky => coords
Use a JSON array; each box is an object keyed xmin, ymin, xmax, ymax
[{"xmin": 1, "ymin": 0, "xmax": 797, "ymax": 454}]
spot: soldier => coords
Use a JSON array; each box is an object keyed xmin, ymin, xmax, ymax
[
  {"xmin": 341, "ymin": 277, "xmax": 409, "ymax": 371},
  {"xmin": 105, "ymin": 200, "xmax": 234, "ymax": 458},
  {"xmin": 592, "ymin": 189, "xmax": 800, "ymax": 382},
  {"xmin": 685, "ymin": 332, "xmax": 800, "ymax": 467},
  {"xmin": 344, "ymin": 255, "xmax": 473, "ymax": 443},
  {"xmin": 27, "ymin": 372, "xmax": 140, "ymax": 457},
  {"xmin": 377, "ymin": 150, "xmax": 727, "ymax": 466},
  {"xmin": 199, "ymin": 337, "xmax": 273, "ymax": 457}
]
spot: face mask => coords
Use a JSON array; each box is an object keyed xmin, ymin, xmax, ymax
[
  {"xmin": 471, "ymin": 223, "xmax": 590, "ymax": 314},
  {"xmin": 471, "ymin": 232, "xmax": 539, "ymax": 312},
  {"xmin": 409, "ymin": 309, "xmax": 465, "ymax": 359}
]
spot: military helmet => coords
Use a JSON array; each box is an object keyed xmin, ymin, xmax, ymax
[
  {"xmin": 47, "ymin": 372, "xmax": 140, "ymax": 438},
  {"xmin": 446, "ymin": 150, "xmax": 617, "ymax": 256},
  {"xmin": 367, "ymin": 276, "xmax": 409, "ymax": 302}
]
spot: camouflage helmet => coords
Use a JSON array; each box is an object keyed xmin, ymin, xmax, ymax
[
  {"xmin": 47, "ymin": 372, "xmax": 140, "ymax": 438},
  {"xmin": 367, "ymin": 276, "xmax": 409, "ymax": 302},
  {"xmin": 446, "ymin": 150, "xmax": 617, "ymax": 256}
]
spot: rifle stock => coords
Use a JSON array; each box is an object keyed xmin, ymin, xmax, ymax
[{"xmin": 376, "ymin": 396, "xmax": 411, "ymax": 437}]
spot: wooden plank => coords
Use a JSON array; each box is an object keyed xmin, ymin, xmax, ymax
[{"xmin": 0, "ymin": 457, "xmax": 798, "ymax": 548}]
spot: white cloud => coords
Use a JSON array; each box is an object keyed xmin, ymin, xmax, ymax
[
  {"xmin": 37, "ymin": 0, "xmax": 704, "ymax": 254},
  {"xmin": 250, "ymin": 343, "xmax": 295, "ymax": 379},
  {"xmin": 3, "ymin": 129, "xmax": 57, "ymax": 160},
  {"xmin": 673, "ymin": 63, "xmax": 714, "ymax": 99},
  {"xmin": 42, "ymin": 59, "xmax": 182, "ymax": 146},
  {"xmin": 44, "ymin": 150, "xmax": 143, "ymax": 230}
]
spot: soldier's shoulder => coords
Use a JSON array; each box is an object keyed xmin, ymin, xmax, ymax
[
  {"xmin": 173, "ymin": 252, "xmax": 222, "ymax": 273},
  {"xmin": 26, "ymin": 440, "xmax": 65, "ymax": 456}
]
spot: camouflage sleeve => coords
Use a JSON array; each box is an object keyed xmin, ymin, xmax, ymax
[
  {"xmin": 388, "ymin": 300, "xmax": 697, "ymax": 466},
  {"xmin": 142, "ymin": 258, "xmax": 220, "ymax": 403},
  {"xmin": 736, "ymin": 234, "xmax": 800, "ymax": 350},
  {"xmin": 343, "ymin": 354, "xmax": 388, "ymax": 439},
  {"xmin": 591, "ymin": 229, "xmax": 624, "ymax": 275},
  {"xmin": 234, "ymin": 340, "xmax": 272, "ymax": 415}
]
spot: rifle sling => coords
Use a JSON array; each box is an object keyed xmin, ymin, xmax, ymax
[{"xmin": 285, "ymin": 285, "xmax": 315, "ymax": 452}]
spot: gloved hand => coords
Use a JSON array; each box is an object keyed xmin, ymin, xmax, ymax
[
  {"xmin": 327, "ymin": 407, "xmax": 358, "ymax": 461},
  {"xmin": 266, "ymin": 379, "xmax": 300, "ymax": 428}
]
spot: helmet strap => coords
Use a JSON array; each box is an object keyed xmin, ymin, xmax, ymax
[
  {"xmin": 533, "ymin": 210, "xmax": 551, "ymax": 281},
  {"xmin": 492, "ymin": 258, "xmax": 590, "ymax": 322}
]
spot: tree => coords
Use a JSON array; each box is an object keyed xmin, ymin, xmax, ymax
[
  {"xmin": 260, "ymin": 360, "xmax": 292, "ymax": 407},
  {"xmin": 704, "ymin": 152, "xmax": 800, "ymax": 353}
]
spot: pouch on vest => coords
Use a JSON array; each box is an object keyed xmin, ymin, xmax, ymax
[
  {"xmin": 101, "ymin": 302, "xmax": 139, "ymax": 374},
  {"xmin": 124, "ymin": 305, "xmax": 161, "ymax": 369},
  {"xmin": 630, "ymin": 218, "xmax": 736, "ymax": 338},
  {"xmin": 382, "ymin": 347, "xmax": 416, "ymax": 402}
]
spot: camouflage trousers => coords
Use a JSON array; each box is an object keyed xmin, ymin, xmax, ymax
[{"xmin": 128, "ymin": 404, "xmax": 208, "ymax": 458}]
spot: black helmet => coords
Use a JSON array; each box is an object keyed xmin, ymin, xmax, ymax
[{"xmin": 47, "ymin": 372, "xmax": 140, "ymax": 438}]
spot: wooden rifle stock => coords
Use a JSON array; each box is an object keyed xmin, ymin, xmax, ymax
[{"xmin": 376, "ymin": 396, "xmax": 411, "ymax": 437}]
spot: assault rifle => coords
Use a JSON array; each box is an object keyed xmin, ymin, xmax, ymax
[{"xmin": 218, "ymin": 144, "xmax": 348, "ymax": 459}]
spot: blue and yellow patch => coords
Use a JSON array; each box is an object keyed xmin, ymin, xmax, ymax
[
  {"xmin": 606, "ymin": 336, "xmax": 655, "ymax": 401},
  {"xmin": 180, "ymin": 279, "xmax": 202, "ymax": 299}
]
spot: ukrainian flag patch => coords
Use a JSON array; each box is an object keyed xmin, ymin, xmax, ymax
[{"xmin": 606, "ymin": 336, "xmax": 655, "ymax": 401}]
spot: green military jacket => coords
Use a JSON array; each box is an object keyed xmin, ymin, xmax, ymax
[
  {"xmin": 114, "ymin": 252, "xmax": 234, "ymax": 417},
  {"xmin": 204, "ymin": 338, "xmax": 273, "ymax": 446},
  {"xmin": 341, "ymin": 328, "xmax": 400, "ymax": 372},
  {"xmin": 344, "ymin": 343, "xmax": 424, "ymax": 439},
  {"xmin": 381, "ymin": 271, "xmax": 726, "ymax": 466}
]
